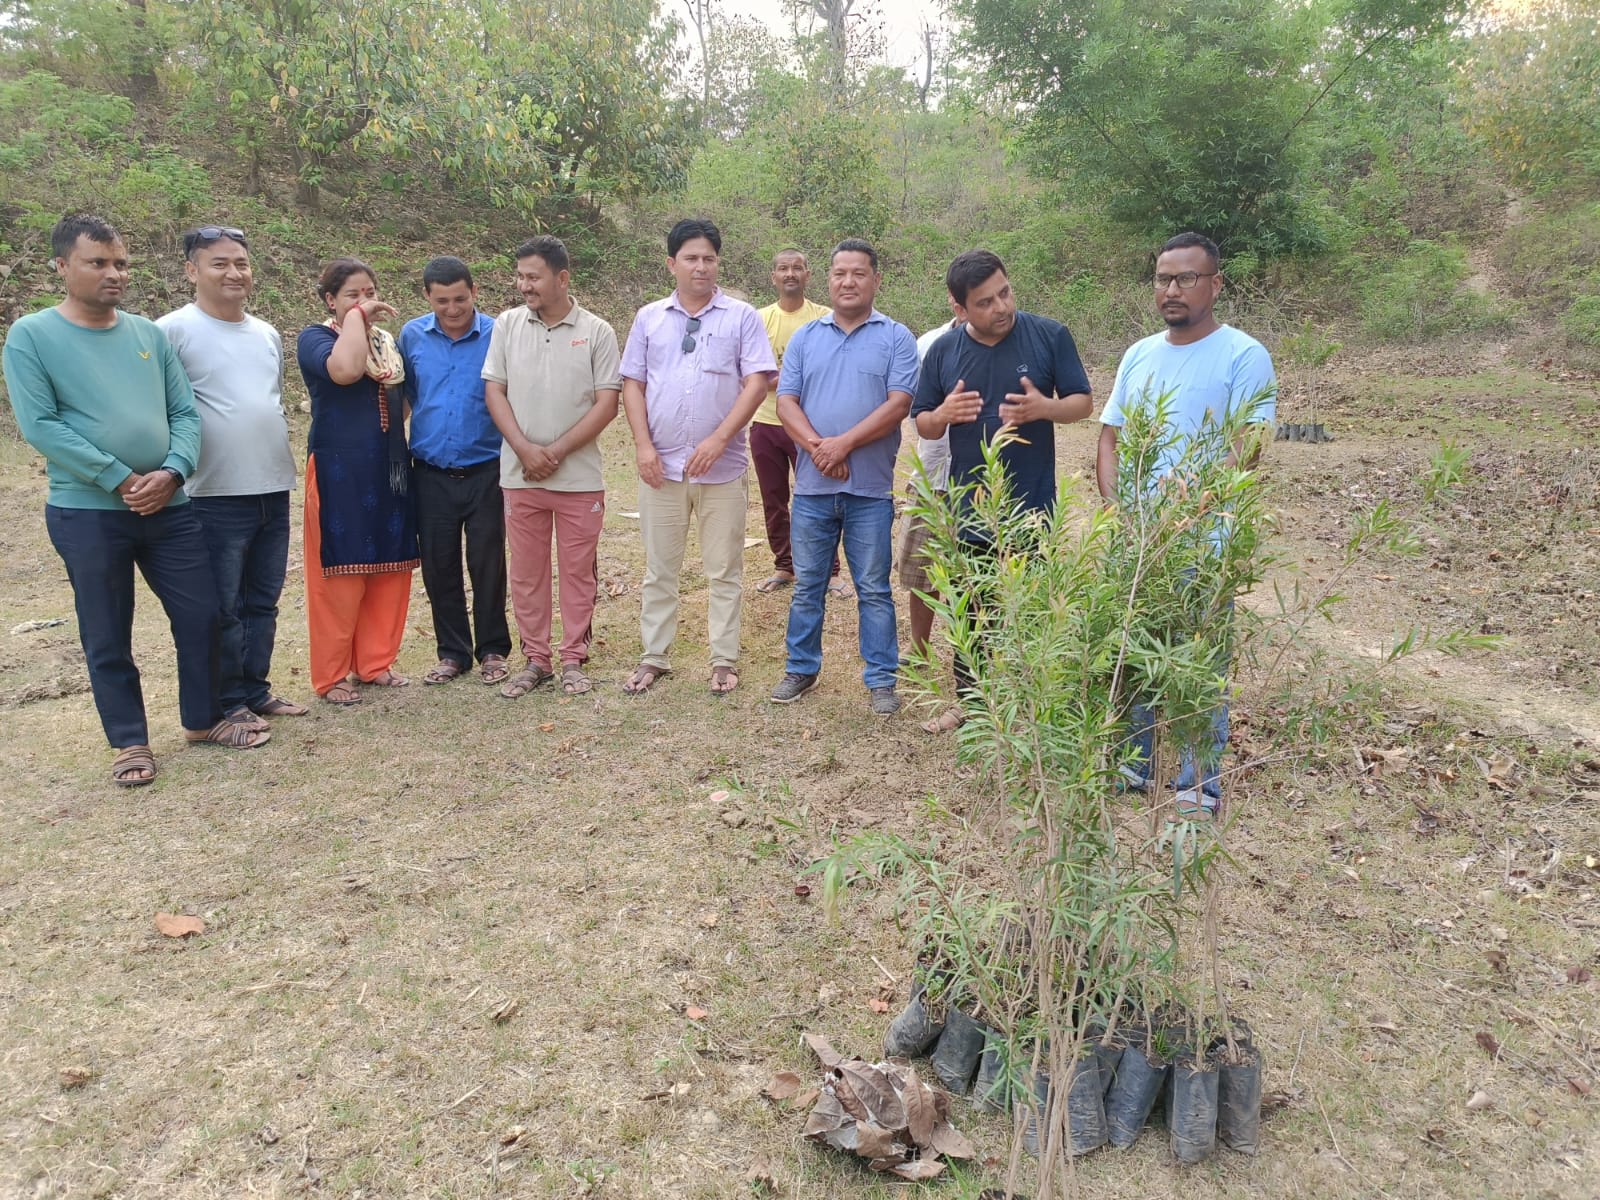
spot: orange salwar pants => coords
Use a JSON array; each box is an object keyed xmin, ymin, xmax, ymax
[{"xmin": 303, "ymin": 454, "xmax": 414, "ymax": 695}]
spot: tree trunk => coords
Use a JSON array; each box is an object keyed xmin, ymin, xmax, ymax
[{"xmin": 124, "ymin": 0, "xmax": 159, "ymax": 102}]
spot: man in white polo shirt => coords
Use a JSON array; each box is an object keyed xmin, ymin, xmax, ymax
[
  {"xmin": 157, "ymin": 224, "xmax": 305, "ymax": 727},
  {"xmin": 482, "ymin": 235, "xmax": 622, "ymax": 699}
]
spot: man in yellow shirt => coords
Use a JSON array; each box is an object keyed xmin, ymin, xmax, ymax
[{"xmin": 752, "ymin": 249, "xmax": 842, "ymax": 594}]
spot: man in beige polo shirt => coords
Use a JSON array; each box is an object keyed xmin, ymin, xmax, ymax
[{"xmin": 483, "ymin": 235, "xmax": 622, "ymax": 698}]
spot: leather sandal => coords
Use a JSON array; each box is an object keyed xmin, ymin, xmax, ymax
[
  {"xmin": 185, "ymin": 719, "xmax": 271, "ymax": 749},
  {"xmin": 111, "ymin": 745, "xmax": 157, "ymax": 787},
  {"xmin": 500, "ymin": 663, "xmax": 554, "ymax": 699},
  {"xmin": 423, "ymin": 659, "xmax": 466, "ymax": 685}
]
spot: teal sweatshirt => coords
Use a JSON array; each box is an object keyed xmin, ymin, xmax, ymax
[{"xmin": 2, "ymin": 308, "xmax": 200, "ymax": 509}]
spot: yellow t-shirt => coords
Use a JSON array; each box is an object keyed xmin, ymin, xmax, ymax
[{"xmin": 754, "ymin": 299, "xmax": 829, "ymax": 425}]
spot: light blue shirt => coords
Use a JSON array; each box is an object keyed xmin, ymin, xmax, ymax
[
  {"xmin": 400, "ymin": 310, "xmax": 499, "ymax": 469},
  {"xmin": 777, "ymin": 309, "xmax": 920, "ymax": 500},
  {"xmin": 1101, "ymin": 324, "xmax": 1276, "ymax": 480}
]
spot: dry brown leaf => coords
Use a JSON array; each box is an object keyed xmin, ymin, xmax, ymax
[
  {"xmin": 868, "ymin": 996, "xmax": 890, "ymax": 1014},
  {"xmin": 833, "ymin": 1070, "xmax": 868, "ymax": 1122},
  {"xmin": 490, "ymin": 997, "xmax": 520, "ymax": 1024},
  {"xmin": 1369, "ymin": 1020, "xmax": 1402, "ymax": 1036},
  {"xmin": 1565, "ymin": 966, "xmax": 1592, "ymax": 984},
  {"xmin": 154, "ymin": 912, "xmax": 204, "ymax": 938},
  {"xmin": 890, "ymin": 1158, "xmax": 947, "ymax": 1181},
  {"xmin": 802, "ymin": 1088, "xmax": 851, "ymax": 1138},
  {"xmin": 685, "ymin": 1005, "xmax": 708, "ymax": 1021},
  {"xmin": 1475, "ymin": 1031, "xmax": 1501, "ymax": 1057},
  {"xmin": 854, "ymin": 1121, "xmax": 905, "ymax": 1159},
  {"xmin": 746, "ymin": 1155, "xmax": 777, "ymax": 1191},
  {"xmin": 902, "ymin": 1066, "xmax": 936, "ymax": 1148},
  {"xmin": 802, "ymin": 1032, "xmax": 843, "ymax": 1069},
  {"xmin": 764, "ymin": 1071, "xmax": 802, "ymax": 1102},
  {"xmin": 929, "ymin": 1119, "xmax": 976, "ymax": 1159},
  {"xmin": 697, "ymin": 911, "xmax": 719, "ymax": 929},
  {"xmin": 58, "ymin": 1066, "xmax": 93, "ymax": 1089},
  {"xmin": 794, "ymin": 1087, "xmax": 820, "ymax": 1109},
  {"xmin": 537, "ymin": 721, "xmax": 555, "ymax": 733},
  {"xmin": 839, "ymin": 1061, "xmax": 906, "ymax": 1130},
  {"xmin": 1484, "ymin": 949, "xmax": 1508, "ymax": 973},
  {"xmin": 1567, "ymin": 1076, "xmax": 1592, "ymax": 1096},
  {"xmin": 1479, "ymin": 752, "xmax": 1517, "ymax": 790},
  {"xmin": 1465, "ymin": 1090, "xmax": 1493, "ymax": 1111}
]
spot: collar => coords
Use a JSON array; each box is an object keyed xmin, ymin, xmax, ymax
[
  {"xmin": 666, "ymin": 287, "xmax": 726, "ymax": 317},
  {"xmin": 818, "ymin": 308, "xmax": 888, "ymax": 329},
  {"xmin": 421, "ymin": 310, "xmax": 491, "ymax": 342},
  {"xmin": 525, "ymin": 300, "xmax": 580, "ymax": 330}
]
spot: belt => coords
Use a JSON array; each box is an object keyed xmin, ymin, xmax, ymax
[{"xmin": 414, "ymin": 458, "xmax": 498, "ymax": 479}]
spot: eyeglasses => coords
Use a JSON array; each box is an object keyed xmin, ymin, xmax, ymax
[
  {"xmin": 680, "ymin": 316, "xmax": 701, "ymax": 354},
  {"xmin": 183, "ymin": 225, "xmax": 248, "ymax": 256},
  {"xmin": 1154, "ymin": 271, "xmax": 1216, "ymax": 290}
]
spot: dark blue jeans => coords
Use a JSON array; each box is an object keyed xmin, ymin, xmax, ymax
[
  {"xmin": 189, "ymin": 492, "xmax": 290, "ymax": 713},
  {"xmin": 785, "ymin": 493, "xmax": 898, "ymax": 689},
  {"xmin": 45, "ymin": 503, "xmax": 222, "ymax": 747}
]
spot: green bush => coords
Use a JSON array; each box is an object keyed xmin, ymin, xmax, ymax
[
  {"xmin": 1560, "ymin": 296, "xmax": 1600, "ymax": 348},
  {"xmin": 1359, "ymin": 240, "xmax": 1510, "ymax": 342}
]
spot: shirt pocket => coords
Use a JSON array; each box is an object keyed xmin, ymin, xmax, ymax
[
  {"xmin": 855, "ymin": 346, "xmax": 891, "ymax": 383},
  {"xmin": 701, "ymin": 335, "xmax": 740, "ymax": 377}
]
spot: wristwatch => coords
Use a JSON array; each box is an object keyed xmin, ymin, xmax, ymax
[{"xmin": 162, "ymin": 467, "xmax": 185, "ymax": 486}]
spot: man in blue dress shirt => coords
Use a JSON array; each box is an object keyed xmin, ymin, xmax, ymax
[
  {"xmin": 399, "ymin": 256, "xmax": 511, "ymax": 686},
  {"xmin": 769, "ymin": 239, "xmax": 920, "ymax": 715}
]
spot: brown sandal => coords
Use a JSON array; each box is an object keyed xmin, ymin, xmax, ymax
[
  {"xmin": 252, "ymin": 695, "xmax": 309, "ymax": 717},
  {"xmin": 111, "ymin": 745, "xmax": 157, "ymax": 787},
  {"xmin": 920, "ymin": 707, "xmax": 966, "ymax": 735},
  {"xmin": 560, "ymin": 663, "xmax": 593, "ymax": 695},
  {"xmin": 364, "ymin": 669, "xmax": 410, "ymax": 687},
  {"xmin": 423, "ymin": 659, "xmax": 466, "ymax": 685},
  {"xmin": 185, "ymin": 720, "xmax": 272, "ymax": 749},
  {"xmin": 225, "ymin": 707, "xmax": 270, "ymax": 733},
  {"xmin": 479, "ymin": 654, "xmax": 510, "ymax": 685},
  {"xmin": 500, "ymin": 663, "xmax": 554, "ymax": 699},
  {"xmin": 321, "ymin": 681, "xmax": 361, "ymax": 706},
  {"xmin": 621, "ymin": 663, "xmax": 670, "ymax": 696},
  {"xmin": 709, "ymin": 665, "xmax": 739, "ymax": 695}
]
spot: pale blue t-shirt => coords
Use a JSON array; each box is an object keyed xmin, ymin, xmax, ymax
[{"xmin": 1100, "ymin": 324, "xmax": 1276, "ymax": 481}]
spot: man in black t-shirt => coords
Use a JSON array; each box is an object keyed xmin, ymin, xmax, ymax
[{"xmin": 909, "ymin": 250, "xmax": 1094, "ymax": 732}]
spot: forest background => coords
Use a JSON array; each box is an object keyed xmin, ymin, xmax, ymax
[{"xmin": 0, "ymin": 0, "xmax": 1595, "ymax": 366}]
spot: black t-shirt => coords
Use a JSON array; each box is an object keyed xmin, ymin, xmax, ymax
[{"xmin": 911, "ymin": 311, "xmax": 1091, "ymax": 517}]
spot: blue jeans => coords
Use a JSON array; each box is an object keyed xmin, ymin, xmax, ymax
[
  {"xmin": 189, "ymin": 492, "xmax": 290, "ymax": 713},
  {"xmin": 1127, "ymin": 697, "xmax": 1230, "ymax": 800},
  {"xmin": 785, "ymin": 493, "xmax": 898, "ymax": 689},
  {"xmin": 45, "ymin": 503, "xmax": 221, "ymax": 746}
]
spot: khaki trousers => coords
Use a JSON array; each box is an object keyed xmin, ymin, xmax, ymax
[{"xmin": 638, "ymin": 476, "xmax": 748, "ymax": 670}]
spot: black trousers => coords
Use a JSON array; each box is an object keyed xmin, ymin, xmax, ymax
[
  {"xmin": 413, "ymin": 459, "xmax": 511, "ymax": 668},
  {"xmin": 45, "ymin": 503, "xmax": 222, "ymax": 747}
]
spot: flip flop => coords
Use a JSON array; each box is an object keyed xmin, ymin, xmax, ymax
[
  {"xmin": 710, "ymin": 665, "xmax": 739, "ymax": 695},
  {"xmin": 364, "ymin": 670, "xmax": 410, "ymax": 687},
  {"xmin": 754, "ymin": 574, "xmax": 795, "ymax": 594},
  {"xmin": 479, "ymin": 654, "xmax": 510, "ymax": 685},
  {"xmin": 560, "ymin": 663, "xmax": 593, "ymax": 695},
  {"xmin": 321, "ymin": 682, "xmax": 362, "ymax": 706},
  {"xmin": 622, "ymin": 663, "xmax": 670, "ymax": 696},
  {"xmin": 500, "ymin": 663, "xmax": 554, "ymax": 699},
  {"xmin": 110, "ymin": 745, "xmax": 156, "ymax": 787},
  {"xmin": 424, "ymin": 659, "xmax": 466, "ymax": 685},
  {"xmin": 920, "ymin": 707, "xmax": 965, "ymax": 735},
  {"xmin": 827, "ymin": 579, "xmax": 853, "ymax": 599}
]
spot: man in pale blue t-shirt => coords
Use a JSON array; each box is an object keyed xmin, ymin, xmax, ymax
[
  {"xmin": 1096, "ymin": 231, "xmax": 1277, "ymax": 817},
  {"xmin": 159, "ymin": 225, "xmax": 305, "ymax": 727},
  {"xmin": 770, "ymin": 238, "xmax": 919, "ymax": 715}
]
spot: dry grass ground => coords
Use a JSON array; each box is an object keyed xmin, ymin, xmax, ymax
[{"xmin": 1, "ymin": 355, "xmax": 1597, "ymax": 1199}]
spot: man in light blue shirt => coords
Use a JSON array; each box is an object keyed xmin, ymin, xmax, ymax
[
  {"xmin": 1097, "ymin": 231, "xmax": 1277, "ymax": 816},
  {"xmin": 770, "ymin": 239, "xmax": 920, "ymax": 714},
  {"xmin": 399, "ymin": 256, "xmax": 510, "ymax": 686}
]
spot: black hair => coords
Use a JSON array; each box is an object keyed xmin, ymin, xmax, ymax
[
  {"xmin": 945, "ymin": 249, "xmax": 1007, "ymax": 307},
  {"xmin": 831, "ymin": 238, "xmax": 879, "ymax": 272},
  {"xmin": 182, "ymin": 225, "xmax": 249, "ymax": 261},
  {"xmin": 317, "ymin": 256, "xmax": 377, "ymax": 305},
  {"xmin": 422, "ymin": 255, "xmax": 474, "ymax": 291},
  {"xmin": 668, "ymin": 218, "xmax": 721, "ymax": 257},
  {"xmin": 1159, "ymin": 231, "xmax": 1221, "ymax": 269},
  {"xmin": 514, "ymin": 235, "xmax": 570, "ymax": 275},
  {"xmin": 52, "ymin": 213, "xmax": 121, "ymax": 260}
]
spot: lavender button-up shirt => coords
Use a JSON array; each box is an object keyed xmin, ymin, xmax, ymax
[{"xmin": 619, "ymin": 288, "xmax": 776, "ymax": 484}]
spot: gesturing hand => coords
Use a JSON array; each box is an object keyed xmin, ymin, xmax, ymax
[
  {"xmin": 940, "ymin": 378, "xmax": 983, "ymax": 425},
  {"xmin": 999, "ymin": 376, "xmax": 1048, "ymax": 426}
]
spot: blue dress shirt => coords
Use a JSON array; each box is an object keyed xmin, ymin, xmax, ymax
[{"xmin": 400, "ymin": 311, "xmax": 500, "ymax": 469}]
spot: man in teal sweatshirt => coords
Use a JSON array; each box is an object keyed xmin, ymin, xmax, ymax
[{"xmin": 3, "ymin": 213, "xmax": 270, "ymax": 785}]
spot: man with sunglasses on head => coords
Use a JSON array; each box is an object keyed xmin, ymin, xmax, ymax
[
  {"xmin": 1096, "ymin": 231, "xmax": 1277, "ymax": 818},
  {"xmin": 618, "ymin": 218, "xmax": 775, "ymax": 696},
  {"xmin": 157, "ymin": 224, "xmax": 306, "ymax": 729}
]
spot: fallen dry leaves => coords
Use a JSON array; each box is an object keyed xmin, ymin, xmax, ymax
[
  {"xmin": 153, "ymin": 912, "xmax": 204, "ymax": 938},
  {"xmin": 795, "ymin": 1032, "xmax": 975, "ymax": 1182}
]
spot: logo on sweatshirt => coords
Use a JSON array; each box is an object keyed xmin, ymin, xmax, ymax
[
  {"xmin": 571, "ymin": 337, "xmax": 588, "ymax": 348},
  {"xmin": 138, "ymin": 351, "xmax": 151, "ymax": 360}
]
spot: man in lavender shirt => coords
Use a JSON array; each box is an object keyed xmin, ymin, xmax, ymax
[{"xmin": 619, "ymin": 218, "xmax": 776, "ymax": 695}]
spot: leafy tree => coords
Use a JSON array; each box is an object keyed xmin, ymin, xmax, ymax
[{"xmin": 949, "ymin": 0, "xmax": 1464, "ymax": 257}]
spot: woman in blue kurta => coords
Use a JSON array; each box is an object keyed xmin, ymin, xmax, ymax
[{"xmin": 296, "ymin": 257, "xmax": 418, "ymax": 704}]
